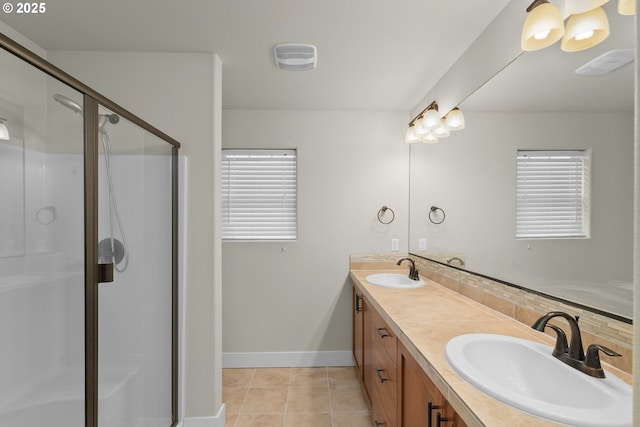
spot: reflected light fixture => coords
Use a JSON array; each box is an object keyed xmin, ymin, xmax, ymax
[
  {"xmin": 0, "ymin": 118, "xmax": 9, "ymax": 140},
  {"xmin": 421, "ymin": 102, "xmax": 440, "ymax": 130},
  {"xmin": 405, "ymin": 125, "xmax": 420, "ymax": 144},
  {"xmin": 422, "ymin": 131, "xmax": 438, "ymax": 144},
  {"xmin": 618, "ymin": 0, "xmax": 635, "ymax": 15},
  {"xmin": 521, "ymin": 0, "xmax": 565, "ymax": 51},
  {"xmin": 561, "ymin": 7, "xmax": 609, "ymax": 52},
  {"xmin": 433, "ymin": 119, "xmax": 450, "ymax": 138},
  {"xmin": 405, "ymin": 101, "xmax": 464, "ymax": 144},
  {"xmin": 445, "ymin": 107, "xmax": 465, "ymax": 131}
]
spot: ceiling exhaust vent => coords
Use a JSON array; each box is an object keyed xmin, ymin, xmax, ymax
[
  {"xmin": 575, "ymin": 49, "xmax": 635, "ymax": 76},
  {"xmin": 274, "ymin": 43, "xmax": 317, "ymax": 71}
]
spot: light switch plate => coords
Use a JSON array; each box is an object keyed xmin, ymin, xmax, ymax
[{"xmin": 391, "ymin": 238, "xmax": 399, "ymax": 252}]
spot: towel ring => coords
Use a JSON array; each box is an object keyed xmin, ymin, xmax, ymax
[
  {"xmin": 428, "ymin": 206, "xmax": 445, "ymax": 224},
  {"xmin": 377, "ymin": 206, "xmax": 395, "ymax": 224}
]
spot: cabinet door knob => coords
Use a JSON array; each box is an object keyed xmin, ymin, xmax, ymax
[{"xmin": 375, "ymin": 368, "xmax": 388, "ymax": 383}]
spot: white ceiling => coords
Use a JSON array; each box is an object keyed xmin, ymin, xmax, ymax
[{"xmin": 0, "ymin": 0, "xmax": 512, "ymax": 111}]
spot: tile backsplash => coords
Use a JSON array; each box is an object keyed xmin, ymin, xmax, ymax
[{"xmin": 350, "ymin": 253, "xmax": 633, "ymax": 374}]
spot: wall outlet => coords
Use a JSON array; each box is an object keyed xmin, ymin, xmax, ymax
[
  {"xmin": 418, "ymin": 238, "xmax": 427, "ymax": 251},
  {"xmin": 391, "ymin": 238, "xmax": 399, "ymax": 252}
]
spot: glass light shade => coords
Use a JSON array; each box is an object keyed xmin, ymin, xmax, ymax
[
  {"xmin": 0, "ymin": 122, "xmax": 9, "ymax": 140},
  {"xmin": 445, "ymin": 108, "xmax": 465, "ymax": 131},
  {"xmin": 565, "ymin": 0, "xmax": 610, "ymax": 14},
  {"xmin": 405, "ymin": 126, "xmax": 420, "ymax": 144},
  {"xmin": 521, "ymin": 2, "xmax": 565, "ymax": 51},
  {"xmin": 433, "ymin": 119, "xmax": 450, "ymax": 138},
  {"xmin": 561, "ymin": 7, "xmax": 609, "ymax": 52},
  {"xmin": 421, "ymin": 108, "xmax": 441, "ymax": 130},
  {"xmin": 421, "ymin": 131, "xmax": 438, "ymax": 144},
  {"xmin": 413, "ymin": 117, "xmax": 428, "ymax": 137},
  {"xmin": 618, "ymin": 0, "xmax": 635, "ymax": 15}
]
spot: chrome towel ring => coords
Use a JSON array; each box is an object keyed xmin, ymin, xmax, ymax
[
  {"xmin": 377, "ymin": 206, "xmax": 395, "ymax": 224},
  {"xmin": 429, "ymin": 206, "xmax": 445, "ymax": 224}
]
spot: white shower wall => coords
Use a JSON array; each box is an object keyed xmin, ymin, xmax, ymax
[{"xmin": 0, "ymin": 148, "xmax": 174, "ymax": 427}]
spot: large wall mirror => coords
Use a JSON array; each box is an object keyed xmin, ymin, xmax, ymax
[{"xmin": 409, "ymin": 1, "xmax": 634, "ymax": 321}]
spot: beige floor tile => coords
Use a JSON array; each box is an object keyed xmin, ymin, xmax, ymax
[
  {"xmin": 328, "ymin": 366, "xmax": 360, "ymax": 388},
  {"xmin": 235, "ymin": 413, "xmax": 285, "ymax": 427},
  {"xmin": 287, "ymin": 386, "xmax": 331, "ymax": 413},
  {"xmin": 332, "ymin": 412, "xmax": 372, "ymax": 427},
  {"xmin": 223, "ymin": 368, "xmax": 256, "ymax": 388},
  {"xmin": 224, "ymin": 413, "xmax": 238, "ymax": 427},
  {"xmin": 329, "ymin": 386, "xmax": 369, "ymax": 413},
  {"xmin": 241, "ymin": 387, "xmax": 289, "ymax": 414},
  {"xmin": 251, "ymin": 368, "xmax": 291, "ymax": 387},
  {"xmin": 284, "ymin": 412, "xmax": 332, "ymax": 427},
  {"xmin": 223, "ymin": 387, "xmax": 248, "ymax": 416},
  {"xmin": 290, "ymin": 367, "xmax": 328, "ymax": 387}
]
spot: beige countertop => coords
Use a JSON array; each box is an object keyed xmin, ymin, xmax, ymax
[{"xmin": 349, "ymin": 268, "xmax": 632, "ymax": 427}]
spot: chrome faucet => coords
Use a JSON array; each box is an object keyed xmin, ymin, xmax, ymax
[
  {"xmin": 532, "ymin": 311, "xmax": 621, "ymax": 378},
  {"xmin": 396, "ymin": 258, "xmax": 419, "ymax": 280}
]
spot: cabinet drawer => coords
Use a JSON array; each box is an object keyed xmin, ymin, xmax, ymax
[
  {"xmin": 372, "ymin": 309, "xmax": 397, "ymax": 364},
  {"xmin": 372, "ymin": 340, "xmax": 397, "ymax": 426}
]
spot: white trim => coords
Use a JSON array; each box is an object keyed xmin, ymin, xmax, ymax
[
  {"xmin": 222, "ymin": 351, "xmax": 354, "ymax": 368},
  {"xmin": 178, "ymin": 404, "xmax": 225, "ymax": 427}
]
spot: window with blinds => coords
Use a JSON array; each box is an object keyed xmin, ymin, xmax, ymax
[
  {"xmin": 515, "ymin": 150, "xmax": 590, "ymax": 239},
  {"xmin": 222, "ymin": 149, "xmax": 297, "ymax": 241}
]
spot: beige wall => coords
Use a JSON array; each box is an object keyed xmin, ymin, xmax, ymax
[
  {"xmin": 48, "ymin": 50, "xmax": 223, "ymax": 418},
  {"xmin": 222, "ymin": 109, "xmax": 409, "ymax": 356}
]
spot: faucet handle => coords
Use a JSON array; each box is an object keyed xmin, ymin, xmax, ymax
[
  {"xmin": 584, "ymin": 344, "xmax": 622, "ymax": 378},
  {"xmin": 544, "ymin": 324, "xmax": 568, "ymax": 358}
]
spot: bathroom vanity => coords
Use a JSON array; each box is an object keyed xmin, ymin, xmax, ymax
[{"xmin": 349, "ymin": 263, "xmax": 632, "ymax": 427}]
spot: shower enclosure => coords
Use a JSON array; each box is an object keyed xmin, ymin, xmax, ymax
[{"xmin": 0, "ymin": 33, "xmax": 179, "ymax": 426}]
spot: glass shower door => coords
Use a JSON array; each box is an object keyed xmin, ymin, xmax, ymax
[{"xmin": 96, "ymin": 105, "xmax": 174, "ymax": 427}]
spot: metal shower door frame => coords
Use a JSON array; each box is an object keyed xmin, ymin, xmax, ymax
[{"xmin": 0, "ymin": 32, "xmax": 180, "ymax": 427}]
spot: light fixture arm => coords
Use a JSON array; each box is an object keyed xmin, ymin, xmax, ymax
[
  {"xmin": 526, "ymin": 0, "xmax": 550, "ymax": 13},
  {"xmin": 409, "ymin": 101, "xmax": 438, "ymax": 126}
]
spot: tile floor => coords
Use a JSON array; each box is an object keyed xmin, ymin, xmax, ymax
[{"xmin": 223, "ymin": 366, "xmax": 372, "ymax": 427}]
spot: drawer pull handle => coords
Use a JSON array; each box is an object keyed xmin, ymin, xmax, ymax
[
  {"xmin": 355, "ymin": 294, "xmax": 363, "ymax": 313},
  {"xmin": 375, "ymin": 368, "xmax": 388, "ymax": 383},
  {"xmin": 437, "ymin": 412, "xmax": 449, "ymax": 427},
  {"xmin": 428, "ymin": 401, "xmax": 441, "ymax": 427},
  {"xmin": 374, "ymin": 421, "xmax": 386, "ymax": 427},
  {"xmin": 376, "ymin": 327, "xmax": 390, "ymax": 339}
]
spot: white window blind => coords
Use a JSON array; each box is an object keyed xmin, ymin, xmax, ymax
[
  {"xmin": 516, "ymin": 150, "xmax": 590, "ymax": 239},
  {"xmin": 222, "ymin": 149, "xmax": 297, "ymax": 241}
]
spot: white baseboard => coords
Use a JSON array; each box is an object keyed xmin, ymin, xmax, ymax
[
  {"xmin": 222, "ymin": 351, "xmax": 354, "ymax": 368},
  {"xmin": 179, "ymin": 404, "xmax": 225, "ymax": 427}
]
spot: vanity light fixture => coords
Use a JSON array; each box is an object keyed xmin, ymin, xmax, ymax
[
  {"xmin": 561, "ymin": 7, "xmax": 610, "ymax": 51},
  {"xmin": 522, "ymin": 0, "xmax": 630, "ymax": 52},
  {"xmin": 521, "ymin": 0, "xmax": 565, "ymax": 51},
  {"xmin": 433, "ymin": 119, "xmax": 451, "ymax": 138},
  {"xmin": 445, "ymin": 107, "xmax": 465, "ymax": 131},
  {"xmin": 404, "ymin": 125, "xmax": 420, "ymax": 144},
  {"xmin": 421, "ymin": 102, "xmax": 441, "ymax": 130},
  {"xmin": 0, "ymin": 118, "xmax": 9, "ymax": 141},
  {"xmin": 405, "ymin": 101, "xmax": 464, "ymax": 144}
]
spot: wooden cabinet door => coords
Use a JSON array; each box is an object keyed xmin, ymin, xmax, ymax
[{"xmin": 400, "ymin": 342, "xmax": 444, "ymax": 427}]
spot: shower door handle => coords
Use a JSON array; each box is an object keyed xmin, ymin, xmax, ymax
[{"xmin": 98, "ymin": 263, "xmax": 114, "ymax": 283}]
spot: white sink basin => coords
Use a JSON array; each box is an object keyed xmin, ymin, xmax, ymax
[
  {"xmin": 365, "ymin": 273, "xmax": 424, "ymax": 289},
  {"xmin": 445, "ymin": 334, "xmax": 632, "ymax": 427}
]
